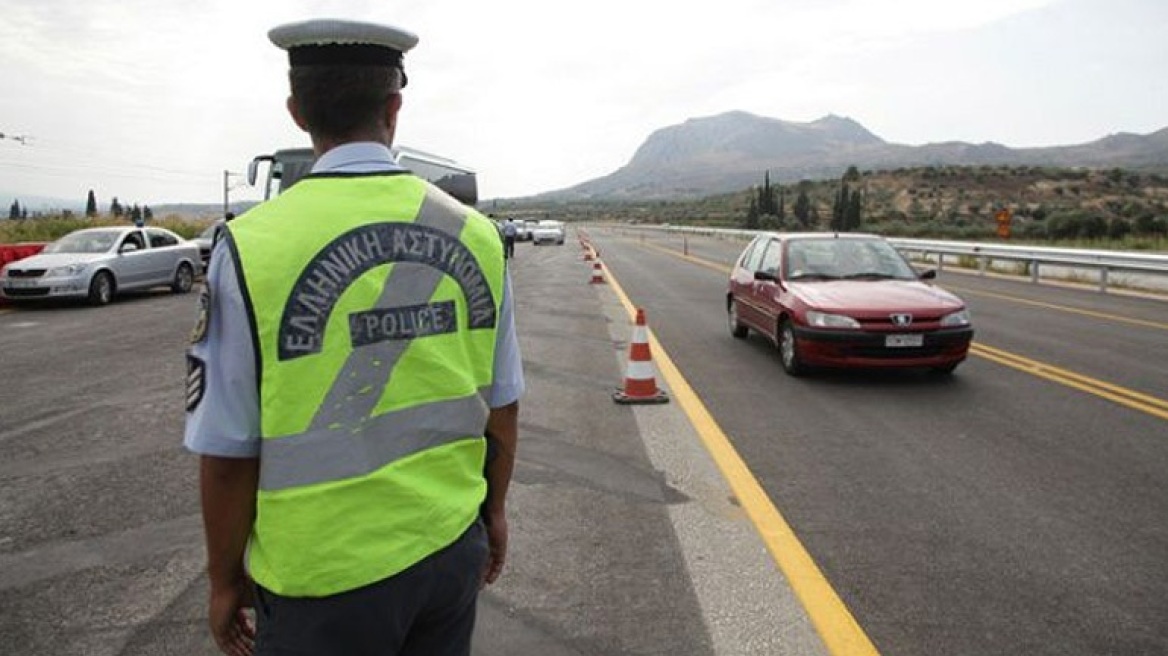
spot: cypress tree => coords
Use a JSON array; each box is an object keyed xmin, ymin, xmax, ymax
[
  {"xmin": 744, "ymin": 194, "xmax": 760, "ymax": 230},
  {"xmin": 831, "ymin": 184, "xmax": 850, "ymax": 231},
  {"xmin": 793, "ymin": 188, "xmax": 812, "ymax": 228},
  {"xmin": 847, "ymin": 188, "xmax": 863, "ymax": 231},
  {"xmin": 86, "ymin": 190, "xmax": 97, "ymax": 217},
  {"xmin": 760, "ymin": 171, "xmax": 776, "ymax": 216}
]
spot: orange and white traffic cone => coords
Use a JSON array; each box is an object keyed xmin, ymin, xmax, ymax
[
  {"xmin": 589, "ymin": 260, "xmax": 605, "ymax": 284},
  {"xmin": 613, "ymin": 308, "xmax": 669, "ymax": 405}
]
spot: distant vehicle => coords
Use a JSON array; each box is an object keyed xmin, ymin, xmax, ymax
[
  {"xmin": 248, "ymin": 145, "xmax": 478, "ymax": 205},
  {"xmin": 726, "ymin": 232, "xmax": 973, "ymax": 375},
  {"xmin": 515, "ymin": 219, "xmax": 538, "ymax": 242},
  {"xmin": 531, "ymin": 220, "xmax": 566, "ymax": 245},
  {"xmin": 192, "ymin": 221, "xmax": 224, "ymax": 268},
  {"xmin": 0, "ymin": 226, "xmax": 201, "ymax": 306}
]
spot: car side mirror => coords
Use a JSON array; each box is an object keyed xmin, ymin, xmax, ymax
[
  {"xmin": 753, "ymin": 270, "xmax": 777, "ymax": 282},
  {"xmin": 120, "ymin": 243, "xmax": 139, "ymax": 254},
  {"xmin": 919, "ymin": 269, "xmax": 937, "ymax": 280}
]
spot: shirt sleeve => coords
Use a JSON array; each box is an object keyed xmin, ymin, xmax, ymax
[
  {"xmin": 488, "ymin": 269, "xmax": 525, "ymax": 408},
  {"xmin": 183, "ymin": 240, "xmax": 261, "ymax": 457}
]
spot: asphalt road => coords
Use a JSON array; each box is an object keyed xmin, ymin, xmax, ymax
[
  {"xmin": 0, "ymin": 240, "xmax": 824, "ymax": 656},
  {"xmin": 1, "ymin": 229, "xmax": 1165, "ymax": 655},
  {"xmin": 588, "ymin": 227, "xmax": 1168, "ymax": 656}
]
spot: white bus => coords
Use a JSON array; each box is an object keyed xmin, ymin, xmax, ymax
[{"xmin": 247, "ymin": 145, "xmax": 478, "ymax": 206}]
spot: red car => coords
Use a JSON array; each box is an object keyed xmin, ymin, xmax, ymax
[{"xmin": 727, "ymin": 232, "xmax": 973, "ymax": 375}]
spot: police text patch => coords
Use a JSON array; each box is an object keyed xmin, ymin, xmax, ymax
[
  {"xmin": 349, "ymin": 300, "xmax": 456, "ymax": 347},
  {"xmin": 278, "ymin": 223, "xmax": 496, "ymax": 360}
]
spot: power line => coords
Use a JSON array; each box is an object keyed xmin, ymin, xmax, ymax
[
  {"xmin": 0, "ymin": 132, "xmax": 32, "ymax": 145},
  {"xmin": 1, "ymin": 141, "xmax": 230, "ymax": 181},
  {"xmin": 0, "ymin": 158, "xmax": 218, "ymax": 186},
  {"xmin": 1, "ymin": 130, "xmax": 255, "ymax": 182}
]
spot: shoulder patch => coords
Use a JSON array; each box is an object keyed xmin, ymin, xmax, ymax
[
  {"xmin": 186, "ymin": 355, "xmax": 206, "ymax": 412},
  {"xmin": 189, "ymin": 285, "xmax": 211, "ymax": 344}
]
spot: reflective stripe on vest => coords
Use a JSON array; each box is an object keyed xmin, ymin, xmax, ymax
[
  {"xmin": 227, "ymin": 174, "xmax": 504, "ymax": 596},
  {"xmin": 259, "ymin": 389, "xmax": 490, "ymax": 491}
]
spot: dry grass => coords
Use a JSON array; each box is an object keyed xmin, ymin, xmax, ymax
[{"xmin": 0, "ymin": 214, "xmax": 212, "ymax": 243}]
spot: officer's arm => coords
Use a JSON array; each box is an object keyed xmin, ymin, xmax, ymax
[
  {"xmin": 483, "ymin": 402, "xmax": 518, "ymax": 521},
  {"xmin": 482, "ymin": 401, "xmax": 518, "ymax": 584},
  {"xmin": 200, "ymin": 455, "xmax": 259, "ymax": 588}
]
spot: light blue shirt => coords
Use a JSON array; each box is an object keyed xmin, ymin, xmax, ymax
[{"xmin": 184, "ymin": 142, "xmax": 524, "ymax": 457}]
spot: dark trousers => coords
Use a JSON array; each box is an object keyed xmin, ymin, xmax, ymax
[
  {"xmin": 254, "ymin": 520, "xmax": 488, "ymax": 656},
  {"xmin": 503, "ymin": 236, "xmax": 515, "ymax": 259}
]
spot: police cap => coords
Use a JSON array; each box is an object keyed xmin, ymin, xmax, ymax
[{"xmin": 269, "ymin": 19, "xmax": 418, "ymax": 72}]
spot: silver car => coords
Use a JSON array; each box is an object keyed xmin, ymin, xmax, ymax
[
  {"xmin": 531, "ymin": 220, "xmax": 566, "ymax": 245},
  {"xmin": 192, "ymin": 221, "xmax": 225, "ymax": 268},
  {"xmin": 0, "ymin": 226, "xmax": 202, "ymax": 306}
]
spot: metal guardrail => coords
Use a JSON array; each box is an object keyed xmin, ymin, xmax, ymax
[
  {"xmin": 888, "ymin": 238, "xmax": 1168, "ymax": 294},
  {"xmin": 613, "ymin": 225, "xmax": 1168, "ymax": 295}
]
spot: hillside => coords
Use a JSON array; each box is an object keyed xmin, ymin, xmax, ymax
[
  {"xmin": 538, "ymin": 111, "xmax": 1168, "ymax": 201},
  {"xmin": 494, "ymin": 163, "xmax": 1168, "ymax": 243}
]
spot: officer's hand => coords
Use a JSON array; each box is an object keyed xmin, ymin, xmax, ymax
[
  {"xmin": 482, "ymin": 511, "xmax": 509, "ymax": 585},
  {"xmin": 208, "ymin": 578, "xmax": 255, "ymax": 656}
]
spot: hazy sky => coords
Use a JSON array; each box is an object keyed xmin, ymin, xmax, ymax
[{"xmin": 1, "ymin": 0, "xmax": 1166, "ymax": 209}]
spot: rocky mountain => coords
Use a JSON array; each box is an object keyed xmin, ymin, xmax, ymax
[{"xmin": 542, "ymin": 111, "xmax": 1168, "ymax": 201}]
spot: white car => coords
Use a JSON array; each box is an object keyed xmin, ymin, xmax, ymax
[
  {"xmin": 0, "ymin": 226, "xmax": 202, "ymax": 306},
  {"xmin": 514, "ymin": 219, "xmax": 537, "ymax": 242},
  {"xmin": 531, "ymin": 220, "xmax": 566, "ymax": 245}
]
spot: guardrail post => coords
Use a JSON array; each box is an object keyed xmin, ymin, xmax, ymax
[
  {"xmin": 683, "ymin": 235, "xmax": 689, "ymax": 256},
  {"xmin": 1030, "ymin": 260, "xmax": 1040, "ymax": 284},
  {"xmin": 978, "ymin": 256, "xmax": 988, "ymax": 276},
  {"xmin": 1099, "ymin": 267, "xmax": 1109, "ymax": 294},
  {"xmin": 935, "ymin": 252, "xmax": 944, "ymax": 273}
]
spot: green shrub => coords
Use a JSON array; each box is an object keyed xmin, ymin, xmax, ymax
[{"xmin": 0, "ymin": 214, "xmax": 209, "ymax": 244}]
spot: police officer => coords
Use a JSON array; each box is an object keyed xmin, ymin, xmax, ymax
[
  {"xmin": 184, "ymin": 18, "xmax": 524, "ymax": 656},
  {"xmin": 501, "ymin": 217, "xmax": 517, "ymax": 259}
]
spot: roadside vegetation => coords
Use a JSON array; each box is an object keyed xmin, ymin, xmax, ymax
[
  {"xmin": 6, "ymin": 164, "xmax": 1168, "ymax": 251},
  {"xmin": 490, "ymin": 164, "xmax": 1168, "ymax": 251},
  {"xmin": 0, "ymin": 214, "xmax": 210, "ymax": 244}
]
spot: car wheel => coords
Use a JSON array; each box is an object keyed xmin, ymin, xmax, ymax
[
  {"xmin": 728, "ymin": 298, "xmax": 748, "ymax": 338},
  {"xmin": 172, "ymin": 262, "xmax": 194, "ymax": 294},
  {"xmin": 778, "ymin": 318, "xmax": 806, "ymax": 376},
  {"xmin": 88, "ymin": 271, "xmax": 114, "ymax": 306}
]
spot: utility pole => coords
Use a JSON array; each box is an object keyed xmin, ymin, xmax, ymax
[{"xmin": 223, "ymin": 170, "xmax": 241, "ymax": 218}]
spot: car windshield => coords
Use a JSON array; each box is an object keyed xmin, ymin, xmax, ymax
[
  {"xmin": 199, "ymin": 224, "xmax": 218, "ymax": 240},
  {"xmin": 43, "ymin": 230, "xmax": 120, "ymax": 254},
  {"xmin": 786, "ymin": 238, "xmax": 917, "ymax": 281}
]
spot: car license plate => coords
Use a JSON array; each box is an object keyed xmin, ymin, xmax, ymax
[{"xmin": 885, "ymin": 334, "xmax": 924, "ymax": 348}]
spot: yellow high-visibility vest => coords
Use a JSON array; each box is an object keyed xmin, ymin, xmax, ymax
[{"xmin": 227, "ymin": 172, "xmax": 504, "ymax": 597}]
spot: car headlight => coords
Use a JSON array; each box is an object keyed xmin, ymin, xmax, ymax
[
  {"xmin": 940, "ymin": 309, "xmax": 971, "ymax": 327},
  {"xmin": 48, "ymin": 263, "xmax": 88, "ymax": 276},
  {"xmin": 806, "ymin": 310, "xmax": 861, "ymax": 329}
]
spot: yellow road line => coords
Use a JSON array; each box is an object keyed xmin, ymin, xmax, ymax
[
  {"xmin": 601, "ymin": 265, "xmax": 882, "ymax": 656},
  {"xmin": 626, "ymin": 238, "xmax": 1168, "ymax": 422},
  {"xmin": 945, "ymin": 286, "xmax": 1168, "ymax": 332},
  {"xmin": 970, "ymin": 343, "xmax": 1168, "ymax": 420}
]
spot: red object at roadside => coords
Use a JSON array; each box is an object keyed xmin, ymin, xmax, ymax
[
  {"xmin": 0, "ymin": 242, "xmax": 48, "ymax": 306},
  {"xmin": 0, "ymin": 243, "xmax": 48, "ymax": 267}
]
